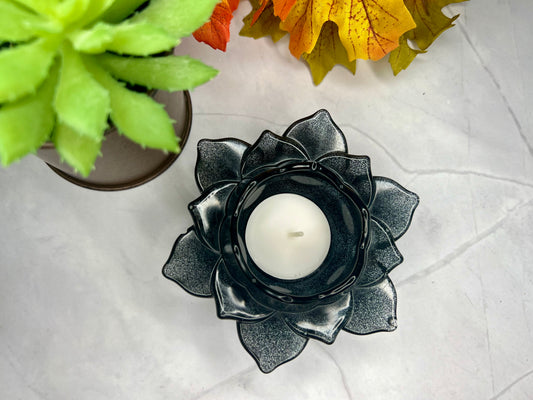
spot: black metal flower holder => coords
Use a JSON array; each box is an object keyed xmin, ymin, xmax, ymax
[{"xmin": 163, "ymin": 110, "xmax": 419, "ymax": 373}]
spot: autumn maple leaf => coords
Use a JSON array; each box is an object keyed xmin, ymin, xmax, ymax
[
  {"xmin": 199, "ymin": 0, "xmax": 467, "ymax": 84},
  {"xmin": 194, "ymin": 0, "xmax": 240, "ymax": 51},
  {"xmin": 241, "ymin": 0, "xmax": 418, "ymax": 83},
  {"xmin": 389, "ymin": 0, "xmax": 468, "ymax": 75}
]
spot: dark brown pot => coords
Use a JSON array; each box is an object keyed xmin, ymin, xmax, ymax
[{"xmin": 36, "ymin": 90, "xmax": 192, "ymax": 191}]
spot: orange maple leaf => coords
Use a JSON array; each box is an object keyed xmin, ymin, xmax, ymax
[
  {"xmin": 251, "ymin": 0, "xmax": 297, "ymax": 25},
  {"xmin": 193, "ymin": 0, "xmax": 240, "ymax": 51}
]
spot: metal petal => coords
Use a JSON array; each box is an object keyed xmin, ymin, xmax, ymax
[
  {"xmin": 283, "ymin": 292, "xmax": 352, "ymax": 344},
  {"xmin": 238, "ymin": 314, "xmax": 308, "ymax": 373},
  {"xmin": 241, "ymin": 131, "xmax": 307, "ymax": 177},
  {"xmin": 318, "ymin": 153, "xmax": 373, "ymax": 205},
  {"xmin": 284, "ymin": 110, "xmax": 347, "ymax": 160},
  {"xmin": 162, "ymin": 228, "xmax": 219, "ymax": 297},
  {"xmin": 344, "ymin": 277, "xmax": 398, "ymax": 335},
  {"xmin": 214, "ymin": 260, "xmax": 274, "ymax": 321},
  {"xmin": 189, "ymin": 182, "xmax": 236, "ymax": 252},
  {"xmin": 370, "ymin": 177, "xmax": 419, "ymax": 240},
  {"xmin": 195, "ymin": 139, "xmax": 249, "ymax": 191},
  {"xmin": 357, "ymin": 218, "xmax": 403, "ymax": 287}
]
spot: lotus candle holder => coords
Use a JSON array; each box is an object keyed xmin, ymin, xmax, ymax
[{"xmin": 163, "ymin": 110, "xmax": 419, "ymax": 373}]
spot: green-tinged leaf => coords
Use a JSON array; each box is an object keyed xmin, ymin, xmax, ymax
[
  {"xmin": 10, "ymin": 0, "xmax": 59, "ymax": 16},
  {"xmin": 0, "ymin": 62, "xmax": 58, "ymax": 166},
  {"xmin": 240, "ymin": 0, "xmax": 287, "ymax": 42},
  {"xmin": 69, "ymin": 22, "xmax": 114, "ymax": 53},
  {"xmin": 85, "ymin": 59, "xmax": 179, "ymax": 151},
  {"xmin": 131, "ymin": 0, "xmax": 219, "ymax": 39},
  {"xmin": 96, "ymin": 53, "xmax": 218, "ymax": 91},
  {"xmin": 101, "ymin": 0, "xmax": 148, "ymax": 23},
  {"xmin": 71, "ymin": 21, "xmax": 177, "ymax": 55},
  {"xmin": 54, "ymin": 45, "xmax": 110, "ymax": 140},
  {"xmin": 103, "ymin": 22, "xmax": 177, "ymax": 55},
  {"xmin": 0, "ymin": 1, "xmax": 58, "ymax": 42},
  {"xmin": 52, "ymin": 122, "xmax": 102, "ymax": 177},
  {"xmin": 73, "ymin": 0, "xmax": 115, "ymax": 28},
  {"xmin": 389, "ymin": 36, "xmax": 424, "ymax": 75},
  {"xmin": 302, "ymin": 22, "xmax": 355, "ymax": 85},
  {"xmin": 0, "ymin": 38, "xmax": 57, "ymax": 103},
  {"xmin": 52, "ymin": 0, "xmax": 89, "ymax": 25},
  {"xmin": 403, "ymin": 0, "xmax": 467, "ymax": 51}
]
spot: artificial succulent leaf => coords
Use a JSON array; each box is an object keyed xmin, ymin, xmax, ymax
[
  {"xmin": 86, "ymin": 59, "xmax": 179, "ymax": 152},
  {"xmin": 69, "ymin": 22, "xmax": 114, "ymax": 53},
  {"xmin": 131, "ymin": 0, "xmax": 220, "ymax": 39},
  {"xmin": 302, "ymin": 21, "xmax": 356, "ymax": 85},
  {"xmin": 0, "ymin": 1, "xmax": 57, "ymax": 42},
  {"xmin": 193, "ymin": 0, "xmax": 240, "ymax": 51},
  {"xmin": 0, "ymin": 62, "xmax": 58, "ymax": 166},
  {"xmin": 78, "ymin": 0, "xmax": 116, "ymax": 26},
  {"xmin": 52, "ymin": 122, "xmax": 102, "ymax": 177},
  {"xmin": 52, "ymin": 0, "xmax": 89, "ymax": 25},
  {"xmin": 102, "ymin": 22, "xmax": 177, "ymax": 55},
  {"xmin": 279, "ymin": 0, "xmax": 416, "ymax": 61},
  {"xmin": 388, "ymin": 35, "xmax": 424, "ymax": 75},
  {"xmin": 101, "ymin": 0, "xmax": 147, "ymax": 23},
  {"xmin": 71, "ymin": 21, "xmax": 177, "ymax": 55},
  {"xmin": 10, "ymin": 0, "xmax": 58, "ymax": 16},
  {"xmin": 240, "ymin": 0, "xmax": 287, "ymax": 42},
  {"xmin": 96, "ymin": 53, "xmax": 218, "ymax": 91},
  {"xmin": 54, "ymin": 44, "xmax": 110, "ymax": 140},
  {"xmin": 0, "ymin": 38, "xmax": 57, "ymax": 103},
  {"xmin": 403, "ymin": 0, "xmax": 466, "ymax": 51}
]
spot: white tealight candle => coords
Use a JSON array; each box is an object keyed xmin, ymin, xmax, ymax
[{"xmin": 244, "ymin": 193, "xmax": 331, "ymax": 280}]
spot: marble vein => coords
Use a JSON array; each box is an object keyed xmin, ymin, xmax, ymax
[
  {"xmin": 187, "ymin": 365, "xmax": 256, "ymax": 400},
  {"xmin": 2, "ymin": 346, "xmax": 49, "ymax": 400},
  {"xmin": 456, "ymin": 21, "xmax": 533, "ymax": 157},
  {"xmin": 489, "ymin": 368, "xmax": 533, "ymax": 400},
  {"xmin": 397, "ymin": 198, "xmax": 533, "ymax": 287},
  {"xmin": 318, "ymin": 346, "xmax": 353, "ymax": 400},
  {"xmin": 475, "ymin": 264, "xmax": 496, "ymax": 395},
  {"xmin": 196, "ymin": 112, "xmax": 288, "ymax": 129},
  {"xmin": 198, "ymin": 113, "xmax": 533, "ymax": 188},
  {"xmin": 344, "ymin": 124, "xmax": 533, "ymax": 188}
]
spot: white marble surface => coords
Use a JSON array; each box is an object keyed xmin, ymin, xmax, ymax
[{"xmin": 1, "ymin": 1, "xmax": 533, "ymax": 399}]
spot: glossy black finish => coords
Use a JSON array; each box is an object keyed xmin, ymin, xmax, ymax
[{"xmin": 163, "ymin": 110, "xmax": 420, "ymax": 373}]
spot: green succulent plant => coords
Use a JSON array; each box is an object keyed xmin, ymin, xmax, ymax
[{"xmin": 0, "ymin": 0, "xmax": 219, "ymax": 176}]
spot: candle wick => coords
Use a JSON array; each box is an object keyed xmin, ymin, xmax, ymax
[{"xmin": 288, "ymin": 231, "xmax": 304, "ymax": 237}]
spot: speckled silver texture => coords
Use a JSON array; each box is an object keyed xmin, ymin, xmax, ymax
[{"xmin": 163, "ymin": 110, "xmax": 419, "ymax": 373}]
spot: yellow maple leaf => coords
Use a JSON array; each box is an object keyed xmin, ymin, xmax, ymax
[
  {"xmin": 302, "ymin": 21, "xmax": 356, "ymax": 85},
  {"xmin": 239, "ymin": 0, "xmax": 466, "ymax": 83},
  {"xmin": 280, "ymin": 0, "xmax": 416, "ymax": 61},
  {"xmin": 389, "ymin": 0, "xmax": 467, "ymax": 74},
  {"xmin": 404, "ymin": 0, "xmax": 467, "ymax": 50}
]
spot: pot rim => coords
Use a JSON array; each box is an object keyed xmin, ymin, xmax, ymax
[{"xmin": 44, "ymin": 90, "xmax": 192, "ymax": 191}]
